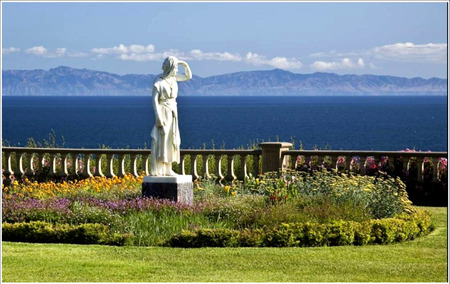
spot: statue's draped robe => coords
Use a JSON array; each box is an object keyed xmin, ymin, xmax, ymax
[{"xmin": 150, "ymin": 76, "xmax": 180, "ymax": 176}]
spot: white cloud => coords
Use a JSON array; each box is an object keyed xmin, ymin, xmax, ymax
[
  {"xmin": 26, "ymin": 46, "xmax": 48, "ymax": 55},
  {"xmin": 190, "ymin": 49, "xmax": 241, "ymax": 62},
  {"xmin": 310, "ymin": 57, "xmax": 365, "ymax": 71},
  {"xmin": 91, "ymin": 44, "xmax": 155, "ymax": 55},
  {"xmin": 25, "ymin": 46, "xmax": 67, "ymax": 58},
  {"xmin": 369, "ymin": 42, "xmax": 447, "ymax": 62},
  {"xmin": 2, "ymin": 47, "xmax": 21, "ymax": 54},
  {"xmin": 245, "ymin": 52, "xmax": 302, "ymax": 69}
]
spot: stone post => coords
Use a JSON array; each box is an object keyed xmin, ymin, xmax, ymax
[{"xmin": 259, "ymin": 142, "xmax": 293, "ymax": 173}]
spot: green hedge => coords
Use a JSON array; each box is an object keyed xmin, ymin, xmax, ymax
[
  {"xmin": 166, "ymin": 209, "xmax": 433, "ymax": 248},
  {"xmin": 2, "ymin": 221, "xmax": 133, "ymax": 246}
]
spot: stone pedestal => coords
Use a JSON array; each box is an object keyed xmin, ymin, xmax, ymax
[
  {"xmin": 259, "ymin": 142, "xmax": 293, "ymax": 173},
  {"xmin": 142, "ymin": 175, "xmax": 193, "ymax": 205}
]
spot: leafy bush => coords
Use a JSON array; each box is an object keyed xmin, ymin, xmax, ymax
[
  {"xmin": 166, "ymin": 209, "xmax": 432, "ymax": 248},
  {"xmin": 167, "ymin": 229, "xmax": 241, "ymax": 248},
  {"xmin": 2, "ymin": 221, "xmax": 133, "ymax": 246}
]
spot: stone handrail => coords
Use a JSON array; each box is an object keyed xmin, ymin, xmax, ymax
[{"xmin": 1, "ymin": 146, "xmax": 261, "ymax": 185}]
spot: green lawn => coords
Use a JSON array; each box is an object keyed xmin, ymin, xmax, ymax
[{"xmin": 2, "ymin": 207, "xmax": 447, "ymax": 282}]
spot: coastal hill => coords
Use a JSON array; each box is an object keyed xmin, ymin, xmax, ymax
[{"xmin": 2, "ymin": 66, "xmax": 447, "ymax": 96}]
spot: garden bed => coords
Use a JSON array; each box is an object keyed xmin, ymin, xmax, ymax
[{"xmin": 2, "ymin": 170, "xmax": 434, "ymax": 247}]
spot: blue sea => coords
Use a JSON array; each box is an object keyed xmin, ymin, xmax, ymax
[{"xmin": 2, "ymin": 96, "xmax": 448, "ymax": 151}]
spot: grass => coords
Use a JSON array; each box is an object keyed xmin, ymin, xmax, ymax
[{"xmin": 2, "ymin": 206, "xmax": 447, "ymax": 282}]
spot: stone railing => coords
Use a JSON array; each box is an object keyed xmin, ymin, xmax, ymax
[
  {"xmin": 1, "ymin": 146, "xmax": 261, "ymax": 185},
  {"xmin": 2, "ymin": 142, "xmax": 448, "ymax": 184},
  {"xmin": 280, "ymin": 148, "xmax": 448, "ymax": 182}
]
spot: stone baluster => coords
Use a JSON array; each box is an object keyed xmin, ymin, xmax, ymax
[
  {"xmin": 403, "ymin": 157, "xmax": 411, "ymax": 175},
  {"xmin": 348, "ymin": 156, "xmax": 353, "ymax": 172},
  {"xmin": 432, "ymin": 158, "xmax": 439, "ymax": 182},
  {"xmin": 142, "ymin": 154, "xmax": 149, "ymax": 176},
  {"xmin": 117, "ymin": 154, "xmax": 126, "ymax": 177},
  {"xmin": 215, "ymin": 154, "xmax": 224, "ymax": 185},
  {"xmin": 252, "ymin": 154, "xmax": 260, "ymax": 177},
  {"xmin": 104, "ymin": 154, "xmax": 115, "ymax": 178},
  {"xmin": 16, "ymin": 153, "xmax": 25, "ymax": 179},
  {"xmin": 93, "ymin": 153, "xmax": 103, "ymax": 177},
  {"xmin": 80, "ymin": 154, "xmax": 92, "ymax": 178},
  {"xmin": 179, "ymin": 154, "xmax": 186, "ymax": 175},
  {"xmin": 74, "ymin": 152, "xmax": 82, "ymax": 175},
  {"xmin": 69, "ymin": 153, "xmax": 79, "ymax": 178},
  {"xmin": 402, "ymin": 157, "xmax": 409, "ymax": 177},
  {"xmin": 238, "ymin": 154, "xmax": 248, "ymax": 180},
  {"xmin": 130, "ymin": 154, "xmax": 139, "ymax": 177},
  {"xmin": 61, "ymin": 153, "xmax": 71, "ymax": 177},
  {"xmin": 48, "ymin": 153, "xmax": 59, "ymax": 177},
  {"xmin": 226, "ymin": 155, "xmax": 236, "ymax": 182},
  {"xmin": 3, "ymin": 150, "xmax": 14, "ymax": 184},
  {"xmin": 191, "ymin": 155, "xmax": 199, "ymax": 180},
  {"xmin": 19, "ymin": 153, "xmax": 25, "ymax": 175},
  {"xmin": 202, "ymin": 154, "xmax": 210, "ymax": 178},
  {"xmin": 281, "ymin": 154, "xmax": 289, "ymax": 171},
  {"xmin": 417, "ymin": 157, "xmax": 424, "ymax": 182},
  {"xmin": 24, "ymin": 152, "xmax": 35, "ymax": 179}
]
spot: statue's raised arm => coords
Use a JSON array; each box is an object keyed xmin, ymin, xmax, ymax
[{"xmin": 176, "ymin": 60, "xmax": 192, "ymax": 82}]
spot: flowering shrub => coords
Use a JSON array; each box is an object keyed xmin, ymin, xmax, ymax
[
  {"xmin": 2, "ymin": 174, "xmax": 143, "ymax": 200},
  {"xmin": 244, "ymin": 170, "xmax": 413, "ymax": 219}
]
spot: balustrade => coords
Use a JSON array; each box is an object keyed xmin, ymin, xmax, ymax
[
  {"xmin": 2, "ymin": 146, "xmax": 447, "ymax": 186},
  {"xmin": 282, "ymin": 150, "xmax": 448, "ymax": 182},
  {"xmin": 1, "ymin": 147, "xmax": 262, "ymax": 185}
]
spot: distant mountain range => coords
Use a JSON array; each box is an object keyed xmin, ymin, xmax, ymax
[{"xmin": 2, "ymin": 66, "xmax": 447, "ymax": 96}]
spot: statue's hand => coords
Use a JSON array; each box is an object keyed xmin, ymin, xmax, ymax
[{"xmin": 156, "ymin": 118, "xmax": 165, "ymax": 127}]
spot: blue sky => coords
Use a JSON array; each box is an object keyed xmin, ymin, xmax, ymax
[{"xmin": 2, "ymin": 2, "xmax": 448, "ymax": 78}]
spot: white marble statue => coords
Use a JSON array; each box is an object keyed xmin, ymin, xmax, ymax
[{"xmin": 150, "ymin": 56, "xmax": 192, "ymax": 176}]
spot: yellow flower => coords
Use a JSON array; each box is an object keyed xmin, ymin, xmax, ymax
[
  {"xmin": 231, "ymin": 191, "xmax": 236, "ymax": 197},
  {"xmin": 256, "ymin": 178, "xmax": 260, "ymax": 185},
  {"xmin": 224, "ymin": 186, "xmax": 231, "ymax": 193}
]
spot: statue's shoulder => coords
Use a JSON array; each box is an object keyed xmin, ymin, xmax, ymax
[{"xmin": 153, "ymin": 76, "xmax": 164, "ymax": 88}]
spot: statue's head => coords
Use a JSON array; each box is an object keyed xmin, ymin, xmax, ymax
[{"xmin": 161, "ymin": 56, "xmax": 179, "ymax": 78}]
